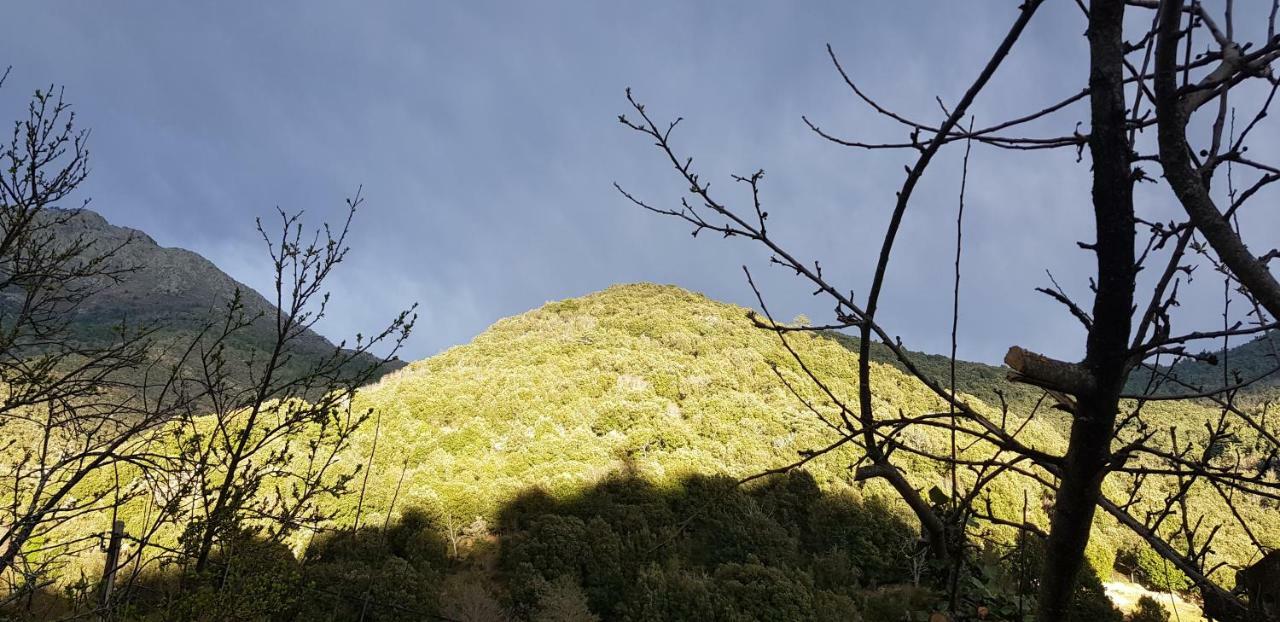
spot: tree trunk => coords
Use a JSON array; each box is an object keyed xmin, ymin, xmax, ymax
[{"xmin": 1036, "ymin": 0, "xmax": 1136, "ymax": 620}]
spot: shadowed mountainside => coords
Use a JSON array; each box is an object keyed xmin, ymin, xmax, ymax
[
  {"xmin": 14, "ymin": 208, "xmax": 398, "ymax": 390},
  {"xmin": 16, "ymin": 472, "xmax": 1122, "ymax": 622}
]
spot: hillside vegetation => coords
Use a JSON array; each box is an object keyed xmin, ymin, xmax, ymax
[
  {"xmin": 19, "ymin": 283, "xmax": 1277, "ymax": 620},
  {"xmin": 298, "ymin": 284, "xmax": 1271, "ymax": 616},
  {"xmin": 346, "ymin": 284, "xmax": 1024, "ymax": 520}
]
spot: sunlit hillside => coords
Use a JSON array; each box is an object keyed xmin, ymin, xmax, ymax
[
  {"xmin": 345, "ymin": 283, "xmax": 1012, "ymax": 517},
  {"xmin": 21, "ymin": 283, "xmax": 1274, "ymax": 619},
  {"xmin": 336, "ymin": 283, "xmax": 1272, "ymax": 582}
]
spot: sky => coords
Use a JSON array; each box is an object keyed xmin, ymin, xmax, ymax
[{"xmin": 3, "ymin": 2, "xmax": 1277, "ymax": 364}]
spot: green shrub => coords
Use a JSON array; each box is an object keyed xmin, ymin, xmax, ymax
[
  {"xmin": 859, "ymin": 585, "xmax": 936, "ymax": 622},
  {"xmin": 533, "ymin": 575, "xmax": 600, "ymax": 622},
  {"xmin": 500, "ymin": 473, "xmax": 905, "ymax": 621},
  {"xmin": 1068, "ymin": 570, "xmax": 1124, "ymax": 622},
  {"xmin": 618, "ymin": 563, "xmax": 726, "ymax": 622},
  {"xmin": 814, "ymin": 590, "xmax": 863, "ymax": 622},
  {"xmin": 711, "ymin": 561, "xmax": 815, "ymax": 621},
  {"xmin": 128, "ymin": 531, "xmax": 302, "ymax": 621},
  {"xmin": 296, "ymin": 512, "xmax": 448, "ymax": 621},
  {"xmin": 1115, "ymin": 545, "xmax": 1193, "ymax": 594},
  {"xmin": 1126, "ymin": 596, "xmax": 1170, "ymax": 622}
]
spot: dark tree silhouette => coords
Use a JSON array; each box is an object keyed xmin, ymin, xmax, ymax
[
  {"xmin": 0, "ymin": 73, "xmax": 417, "ymax": 611},
  {"xmin": 0, "ymin": 73, "xmax": 190, "ymax": 589},
  {"xmin": 180, "ymin": 195, "xmax": 417, "ymax": 575},
  {"xmin": 620, "ymin": 2, "xmax": 1280, "ymax": 621}
]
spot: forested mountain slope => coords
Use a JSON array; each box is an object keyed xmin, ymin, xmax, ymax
[
  {"xmin": 7, "ymin": 208, "xmax": 396, "ymax": 388},
  {"xmin": 342, "ymin": 283, "xmax": 1271, "ymax": 575},
  {"xmin": 29, "ymin": 282, "xmax": 1275, "ymax": 620}
]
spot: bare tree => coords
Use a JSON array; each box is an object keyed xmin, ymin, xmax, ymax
[
  {"xmin": 0, "ymin": 73, "xmax": 418, "ymax": 612},
  {"xmin": 171, "ymin": 195, "xmax": 416, "ymax": 576},
  {"xmin": 69, "ymin": 200, "xmax": 417, "ymax": 617},
  {"xmin": 620, "ymin": 2, "xmax": 1280, "ymax": 621},
  {"xmin": 0, "ymin": 74, "xmax": 198, "ymax": 595}
]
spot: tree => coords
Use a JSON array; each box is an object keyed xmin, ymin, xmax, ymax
[
  {"xmin": 620, "ymin": 2, "xmax": 1280, "ymax": 621},
  {"xmin": 0, "ymin": 72, "xmax": 196, "ymax": 595},
  {"xmin": 0, "ymin": 71, "xmax": 417, "ymax": 610},
  {"xmin": 176, "ymin": 195, "xmax": 416, "ymax": 576}
]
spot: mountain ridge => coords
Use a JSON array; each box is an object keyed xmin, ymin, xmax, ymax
[
  {"xmin": 33, "ymin": 207, "xmax": 398, "ymax": 390},
  {"xmin": 48, "ymin": 205, "xmax": 1275, "ymax": 405},
  {"xmin": 43, "ymin": 281, "xmax": 1274, "ymax": 619}
]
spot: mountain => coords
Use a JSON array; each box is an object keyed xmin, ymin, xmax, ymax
[
  {"xmin": 336, "ymin": 282, "xmax": 1252, "ymax": 521},
  {"xmin": 326, "ymin": 284, "xmax": 1263, "ymax": 615},
  {"xmin": 34, "ymin": 208, "xmax": 395, "ymax": 389},
  {"xmin": 1128, "ymin": 332, "xmax": 1280, "ymax": 399},
  {"xmin": 34, "ymin": 282, "xmax": 1274, "ymax": 619},
  {"xmin": 339, "ymin": 284, "xmax": 1199, "ymax": 554},
  {"xmin": 348, "ymin": 282, "xmax": 956, "ymax": 518}
]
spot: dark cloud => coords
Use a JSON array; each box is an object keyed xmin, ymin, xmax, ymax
[{"xmin": 4, "ymin": 2, "xmax": 1277, "ymax": 364}]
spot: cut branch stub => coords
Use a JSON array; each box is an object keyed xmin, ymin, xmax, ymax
[
  {"xmin": 1004, "ymin": 346, "xmax": 1096, "ymax": 397},
  {"xmin": 853, "ymin": 463, "xmax": 898, "ymax": 482}
]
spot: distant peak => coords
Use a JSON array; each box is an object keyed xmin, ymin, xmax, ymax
[
  {"xmin": 45, "ymin": 207, "xmax": 168, "ymax": 248},
  {"xmin": 51, "ymin": 206, "xmax": 108, "ymax": 227}
]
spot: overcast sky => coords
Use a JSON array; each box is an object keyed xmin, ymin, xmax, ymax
[{"xmin": 4, "ymin": 2, "xmax": 1277, "ymax": 364}]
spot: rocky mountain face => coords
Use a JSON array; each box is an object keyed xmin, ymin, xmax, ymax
[
  {"xmin": 35, "ymin": 208, "xmax": 396, "ymax": 392},
  {"xmin": 66, "ymin": 209, "xmax": 271, "ymax": 326}
]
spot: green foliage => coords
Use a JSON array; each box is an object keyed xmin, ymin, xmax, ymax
[
  {"xmin": 532, "ymin": 575, "xmax": 599, "ymax": 622},
  {"xmin": 296, "ymin": 509, "xmax": 448, "ymax": 621},
  {"xmin": 16, "ymin": 283, "xmax": 1279, "ymax": 620},
  {"xmin": 708, "ymin": 562, "xmax": 815, "ymax": 621},
  {"xmin": 439, "ymin": 573, "xmax": 511, "ymax": 622},
  {"xmin": 1116, "ymin": 545, "xmax": 1194, "ymax": 594},
  {"xmin": 499, "ymin": 472, "xmax": 917, "ymax": 621},
  {"xmin": 1126, "ymin": 597, "xmax": 1171, "ymax": 622},
  {"xmin": 953, "ymin": 536, "xmax": 1122, "ymax": 622},
  {"xmin": 1068, "ymin": 571, "xmax": 1124, "ymax": 622},
  {"xmin": 858, "ymin": 585, "xmax": 937, "ymax": 622},
  {"xmin": 122, "ymin": 530, "xmax": 302, "ymax": 621}
]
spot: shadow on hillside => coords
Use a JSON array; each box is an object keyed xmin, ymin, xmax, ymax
[{"xmin": 6, "ymin": 472, "xmax": 1118, "ymax": 622}]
